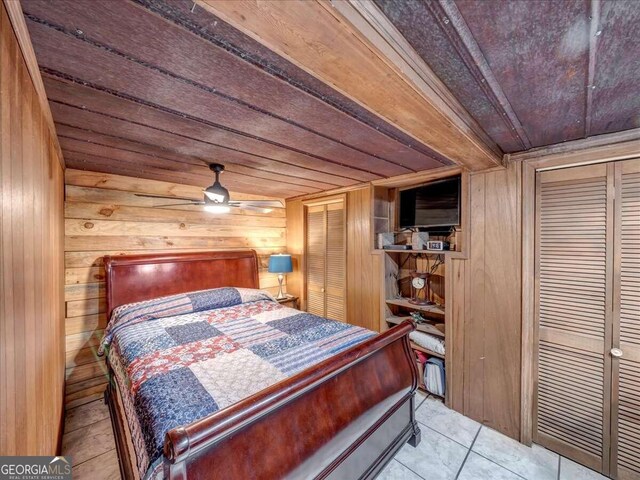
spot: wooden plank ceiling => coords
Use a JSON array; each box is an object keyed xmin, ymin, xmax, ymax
[
  {"xmin": 22, "ymin": 0, "xmax": 639, "ymax": 198},
  {"xmin": 22, "ymin": 0, "xmax": 459, "ymax": 199}
]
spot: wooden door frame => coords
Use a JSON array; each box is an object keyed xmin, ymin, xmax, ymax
[{"xmin": 517, "ymin": 137, "xmax": 640, "ymax": 446}]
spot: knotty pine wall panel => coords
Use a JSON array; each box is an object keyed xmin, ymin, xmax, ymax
[
  {"xmin": 0, "ymin": 2, "xmax": 65, "ymax": 455},
  {"xmin": 63, "ymin": 169, "xmax": 287, "ymax": 407}
]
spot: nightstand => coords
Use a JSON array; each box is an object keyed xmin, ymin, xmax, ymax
[{"xmin": 276, "ymin": 295, "xmax": 299, "ymax": 309}]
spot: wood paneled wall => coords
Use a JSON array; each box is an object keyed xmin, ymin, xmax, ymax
[
  {"xmin": 63, "ymin": 170, "xmax": 287, "ymax": 407},
  {"xmin": 1, "ymin": 2, "xmax": 65, "ymax": 455},
  {"xmin": 286, "ymin": 186, "xmax": 381, "ymax": 332},
  {"xmin": 461, "ymin": 161, "xmax": 523, "ymax": 439},
  {"xmin": 288, "ymin": 167, "xmax": 523, "ymax": 440},
  {"xmin": 346, "ymin": 189, "xmax": 382, "ymax": 331}
]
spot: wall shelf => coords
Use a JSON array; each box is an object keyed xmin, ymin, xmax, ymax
[
  {"xmin": 410, "ymin": 341, "xmax": 445, "ymax": 359},
  {"xmin": 386, "ymin": 315, "xmax": 444, "ymax": 337},
  {"xmin": 375, "ymin": 248, "xmax": 466, "ymax": 258},
  {"xmin": 385, "ymin": 298, "xmax": 445, "ymax": 317}
]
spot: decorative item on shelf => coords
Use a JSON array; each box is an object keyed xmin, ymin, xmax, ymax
[
  {"xmin": 409, "ymin": 271, "xmax": 433, "ymax": 306},
  {"xmin": 410, "ymin": 311, "xmax": 426, "ymax": 324},
  {"xmin": 268, "ymin": 254, "xmax": 293, "ymax": 300},
  {"xmin": 377, "ymin": 232, "xmax": 395, "ymax": 249},
  {"xmin": 426, "ymin": 240, "xmax": 450, "ymax": 251},
  {"xmin": 383, "ymin": 244, "xmax": 412, "ymax": 250},
  {"xmin": 411, "ymin": 232, "xmax": 430, "ymax": 250}
]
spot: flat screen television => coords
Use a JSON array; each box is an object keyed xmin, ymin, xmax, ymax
[{"xmin": 399, "ymin": 176, "xmax": 461, "ymax": 229}]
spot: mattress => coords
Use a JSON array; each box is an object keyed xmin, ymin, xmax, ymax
[{"xmin": 102, "ymin": 287, "xmax": 375, "ymax": 479}]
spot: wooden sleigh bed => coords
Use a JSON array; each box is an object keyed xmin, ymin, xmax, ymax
[{"xmin": 103, "ymin": 250, "xmax": 420, "ymax": 480}]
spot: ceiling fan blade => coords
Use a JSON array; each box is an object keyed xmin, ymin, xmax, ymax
[
  {"xmin": 228, "ymin": 200, "xmax": 284, "ymax": 208},
  {"xmin": 135, "ymin": 193, "xmax": 202, "ymax": 202},
  {"xmin": 153, "ymin": 202, "xmax": 206, "ymax": 207},
  {"xmin": 235, "ymin": 204, "xmax": 277, "ymax": 213}
]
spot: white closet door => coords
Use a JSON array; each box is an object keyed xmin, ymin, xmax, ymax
[
  {"xmin": 534, "ymin": 163, "xmax": 612, "ymax": 473},
  {"xmin": 612, "ymin": 159, "xmax": 640, "ymax": 480}
]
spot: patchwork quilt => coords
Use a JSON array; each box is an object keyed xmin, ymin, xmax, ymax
[{"xmin": 102, "ymin": 287, "xmax": 375, "ymax": 479}]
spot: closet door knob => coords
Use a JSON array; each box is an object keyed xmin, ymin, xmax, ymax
[{"xmin": 611, "ymin": 348, "xmax": 623, "ymax": 358}]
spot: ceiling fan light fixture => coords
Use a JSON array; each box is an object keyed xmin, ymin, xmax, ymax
[
  {"xmin": 204, "ymin": 182, "xmax": 229, "ymax": 203},
  {"xmin": 204, "ymin": 204, "xmax": 231, "ymax": 214},
  {"xmin": 204, "ymin": 163, "xmax": 230, "ymax": 204}
]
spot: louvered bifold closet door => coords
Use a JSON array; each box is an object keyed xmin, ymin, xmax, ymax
[
  {"xmin": 535, "ymin": 164, "xmax": 612, "ymax": 473},
  {"xmin": 306, "ymin": 205, "xmax": 326, "ymax": 317},
  {"xmin": 325, "ymin": 202, "xmax": 345, "ymax": 321},
  {"xmin": 612, "ymin": 159, "xmax": 640, "ymax": 480}
]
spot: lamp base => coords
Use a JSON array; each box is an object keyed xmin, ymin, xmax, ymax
[{"xmin": 275, "ymin": 273, "xmax": 287, "ymax": 299}]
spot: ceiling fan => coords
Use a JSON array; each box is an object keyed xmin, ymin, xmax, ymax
[{"xmin": 135, "ymin": 163, "xmax": 284, "ymax": 213}]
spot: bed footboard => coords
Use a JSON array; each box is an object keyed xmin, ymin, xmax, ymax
[{"xmin": 163, "ymin": 320, "xmax": 419, "ymax": 480}]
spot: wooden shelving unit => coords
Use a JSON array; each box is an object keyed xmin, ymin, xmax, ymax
[{"xmin": 373, "ymin": 168, "xmax": 470, "ymax": 407}]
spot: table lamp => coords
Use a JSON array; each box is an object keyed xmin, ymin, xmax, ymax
[{"xmin": 268, "ymin": 254, "xmax": 293, "ymax": 299}]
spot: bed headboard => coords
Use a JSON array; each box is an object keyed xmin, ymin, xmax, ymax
[{"xmin": 104, "ymin": 250, "xmax": 260, "ymax": 319}]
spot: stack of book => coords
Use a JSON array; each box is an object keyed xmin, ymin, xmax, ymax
[{"xmin": 424, "ymin": 357, "xmax": 445, "ymax": 397}]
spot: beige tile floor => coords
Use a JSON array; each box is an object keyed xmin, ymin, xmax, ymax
[
  {"xmin": 379, "ymin": 391, "xmax": 608, "ymax": 480},
  {"xmin": 63, "ymin": 392, "xmax": 608, "ymax": 480}
]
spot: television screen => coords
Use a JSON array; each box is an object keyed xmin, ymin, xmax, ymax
[{"xmin": 399, "ymin": 176, "xmax": 460, "ymax": 228}]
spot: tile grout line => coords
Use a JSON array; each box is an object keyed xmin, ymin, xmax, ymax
[
  {"xmin": 382, "ymin": 393, "xmax": 430, "ymax": 480},
  {"xmin": 471, "ymin": 451, "xmax": 529, "ymax": 480},
  {"xmin": 417, "ymin": 421, "xmax": 475, "ymax": 450},
  {"xmin": 464, "ymin": 422, "xmax": 559, "ymax": 480},
  {"xmin": 454, "ymin": 425, "xmax": 482, "ymax": 479},
  {"xmin": 415, "ymin": 392, "xmax": 429, "ymax": 411},
  {"xmin": 398, "ymin": 391, "xmax": 430, "ymax": 480},
  {"xmin": 413, "ymin": 400, "xmax": 480, "ymax": 451},
  {"xmin": 394, "ymin": 459, "xmax": 427, "ymax": 480}
]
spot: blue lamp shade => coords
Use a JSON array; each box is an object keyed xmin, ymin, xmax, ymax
[{"xmin": 268, "ymin": 254, "xmax": 293, "ymax": 274}]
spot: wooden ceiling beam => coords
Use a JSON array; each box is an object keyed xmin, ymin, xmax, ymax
[
  {"xmin": 508, "ymin": 127, "xmax": 640, "ymax": 169},
  {"xmin": 198, "ymin": 0, "xmax": 502, "ymax": 171}
]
